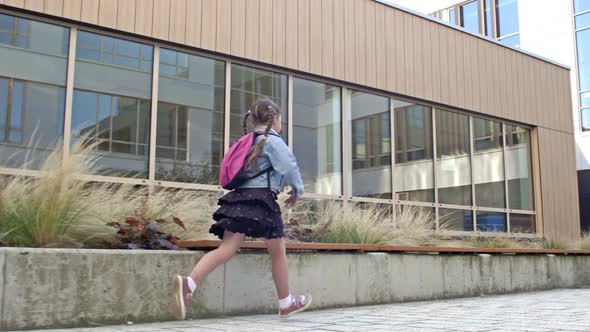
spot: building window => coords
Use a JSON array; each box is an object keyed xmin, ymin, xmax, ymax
[
  {"xmin": 394, "ymin": 100, "xmax": 434, "ymax": 203},
  {"xmin": 473, "ymin": 117, "xmax": 506, "ymax": 209},
  {"xmin": 436, "ymin": 109, "xmax": 472, "ymax": 206},
  {"xmin": 76, "ymin": 30, "xmax": 152, "ymax": 73},
  {"xmin": 0, "ymin": 14, "xmax": 68, "ymax": 169},
  {"xmin": 156, "ymin": 48, "xmax": 225, "ymax": 184},
  {"xmin": 72, "ymin": 31, "xmax": 153, "ymax": 178},
  {"xmin": 484, "ymin": 0, "xmax": 494, "ymax": 36},
  {"xmin": 293, "ymin": 78, "xmax": 342, "ymax": 195},
  {"xmin": 575, "ymin": 0, "xmax": 590, "ymax": 131},
  {"xmin": 460, "ymin": 1, "xmax": 480, "ymax": 34},
  {"xmin": 449, "ymin": 8, "xmax": 457, "ymax": 25},
  {"xmin": 230, "ymin": 64, "xmax": 288, "ymax": 144},
  {"xmin": 505, "ymin": 125, "xmax": 534, "ymax": 211},
  {"xmin": 496, "ymin": 0, "xmax": 520, "ymax": 47},
  {"xmin": 348, "ymin": 91, "xmax": 391, "ymax": 199}
]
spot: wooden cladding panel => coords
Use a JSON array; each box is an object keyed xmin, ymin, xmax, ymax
[
  {"xmin": 116, "ymin": 0, "xmax": 135, "ymax": 33},
  {"xmin": 135, "ymin": 0, "xmax": 153, "ymax": 37},
  {"xmin": 24, "ymin": 0, "xmax": 43, "ymax": 11},
  {"xmin": 215, "ymin": 0, "xmax": 231, "ymax": 54},
  {"xmin": 332, "ymin": 0, "xmax": 345, "ymax": 81},
  {"xmin": 169, "ymin": 0, "xmax": 187, "ymax": 44},
  {"xmin": 258, "ymin": 0, "xmax": 272, "ymax": 63},
  {"xmin": 538, "ymin": 128, "xmax": 580, "ymax": 241},
  {"xmin": 185, "ymin": 0, "xmax": 202, "ymax": 48},
  {"xmin": 321, "ymin": 0, "xmax": 334, "ymax": 78},
  {"xmin": 374, "ymin": 3, "xmax": 386, "ymax": 89},
  {"xmin": 271, "ymin": 0, "xmax": 286, "ymax": 67}
]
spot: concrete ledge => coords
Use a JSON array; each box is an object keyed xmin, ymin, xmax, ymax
[{"xmin": 2, "ymin": 248, "xmax": 590, "ymax": 330}]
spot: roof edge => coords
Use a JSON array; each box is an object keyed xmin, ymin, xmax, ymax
[{"xmin": 374, "ymin": 0, "xmax": 571, "ymax": 70}]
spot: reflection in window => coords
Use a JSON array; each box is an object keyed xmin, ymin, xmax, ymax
[
  {"xmin": 230, "ymin": 64, "xmax": 287, "ymax": 144},
  {"xmin": 76, "ymin": 30, "xmax": 152, "ymax": 72},
  {"xmin": 505, "ymin": 125, "xmax": 533, "ymax": 210},
  {"xmin": 574, "ymin": 0, "xmax": 590, "ymax": 14},
  {"xmin": 583, "ymin": 109, "xmax": 590, "ymax": 131},
  {"xmin": 156, "ymin": 48, "xmax": 225, "ymax": 184},
  {"xmin": 394, "ymin": 100, "xmax": 434, "ymax": 202},
  {"xmin": 473, "ymin": 118, "xmax": 505, "ymax": 208},
  {"xmin": 72, "ymin": 90, "xmax": 150, "ymax": 155},
  {"xmin": 576, "ymin": 10, "xmax": 590, "ymax": 131},
  {"xmin": 510, "ymin": 213, "xmax": 535, "ymax": 233},
  {"xmin": 0, "ymin": 14, "xmax": 68, "ymax": 169},
  {"xmin": 436, "ymin": 109, "xmax": 472, "ymax": 206},
  {"xmin": 348, "ymin": 91, "xmax": 391, "ymax": 199},
  {"xmin": 0, "ymin": 77, "xmax": 65, "ymax": 168},
  {"xmin": 449, "ymin": 8, "xmax": 457, "ymax": 25},
  {"xmin": 460, "ymin": 1, "xmax": 480, "ymax": 34},
  {"xmin": 440, "ymin": 208, "xmax": 473, "ymax": 231},
  {"xmin": 293, "ymin": 78, "xmax": 342, "ymax": 195},
  {"xmin": 476, "ymin": 211, "xmax": 506, "ymax": 232},
  {"xmin": 73, "ymin": 31, "xmax": 153, "ymax": 177},
  {"xmin": 484, "ymin": 0, "xmax": 493, "ymax": 36},
  {"xmin": 496, "ymin": 0, "xmax": 519, "ymax": 46}
]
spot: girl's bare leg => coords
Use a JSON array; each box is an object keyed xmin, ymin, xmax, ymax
[
  {"xmin": 189, "ymin": 231, "xmax": 245, "ymax": 283},
  {"xmin": 265, "ymin": 237, "xmax": 289, "ymax": 299}
]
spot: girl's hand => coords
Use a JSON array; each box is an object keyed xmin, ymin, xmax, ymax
[{"xmin": 285, "ymin": 188, "xmax": 298, "ymax": 208}]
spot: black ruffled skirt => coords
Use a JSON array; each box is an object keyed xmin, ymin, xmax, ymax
[{"xmin": 209, "ymin": 188, "xmax": 284, "ymax": 240}]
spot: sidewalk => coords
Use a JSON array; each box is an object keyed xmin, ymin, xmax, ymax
[{"xmin": 28, "ymin": 289, "xmax": 590, "ymax": 332}]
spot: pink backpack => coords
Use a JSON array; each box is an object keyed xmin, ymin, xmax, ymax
[{"xmin": 219, "ymin": 132, "xmax": 274, "ymax": 190}]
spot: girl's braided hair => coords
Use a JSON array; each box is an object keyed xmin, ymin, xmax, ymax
[{"xmin": 243, "ymin": 98, "xmax": 281, "ymax": 169}]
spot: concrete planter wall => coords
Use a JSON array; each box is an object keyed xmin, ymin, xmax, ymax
[{"xmin": 1, "ymin": 248, "xmax": 590, "ymax": 330}]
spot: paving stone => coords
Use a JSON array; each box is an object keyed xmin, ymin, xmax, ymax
[{"xmin": 18, "ymin": 289, "xmax": 590, "ymax": 332}]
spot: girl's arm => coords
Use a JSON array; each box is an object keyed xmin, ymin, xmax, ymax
[{"xmin": 265, "ymin": 136, "xmax": 305, "ymax": 197}]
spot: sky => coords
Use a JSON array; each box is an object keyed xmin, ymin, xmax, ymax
[{"xmin": 380, "ymin": 0, "xmax": 462, "ymax": 15}]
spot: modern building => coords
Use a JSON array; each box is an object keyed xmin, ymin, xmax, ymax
[
  {"xmin": 0, "ymin": 0, "xmax": 581, "ymax": 241},
  {"xmin": 423, "ymin": 0, "xmax": 589, "ymax": 232}
]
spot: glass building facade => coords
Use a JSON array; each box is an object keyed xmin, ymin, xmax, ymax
[
  {"xmin": 0, "ymin": 12, "xmax": 536, "ymax": 235},
  {"xmin": 441, "ymin": 0, "xmax": 520, "ymax": 48}
]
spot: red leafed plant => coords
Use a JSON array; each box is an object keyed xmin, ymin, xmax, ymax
[{"xmin": 107, "ymin": 216, "xmax": 186, "ymax": 250}]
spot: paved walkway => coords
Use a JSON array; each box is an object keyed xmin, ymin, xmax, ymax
[{"xmin": 36, "ymin": 289, "xmax": 590, "ymax": 332}]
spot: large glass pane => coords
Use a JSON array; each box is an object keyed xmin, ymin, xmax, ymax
[
  {"xmin": 505, "ymin": 125, "xmax": 533, "ymax": 210},
  {"xmin": 156, "ymin": 48, "xmax": 225, "ymax": 184},
  {"xmin": 230, "ymin": 64, "xmax": 287, "ymax": 144},
  {"xmin": 449, "ymin": 8, "xmax": 457, "ymax": 25},
  {"xmin": 293, "ymin": 78, "xmax": 342, "ymax": 195},
  {"xmin": 0, "ymin": 14, "xmax": 68, "ymax": 56},
  {"xmin": 577, "ymin": 28, "xmax": 590, "ymax": 91},
  {"xmin": 473, "ymin": 117, "xmax": 505, "ymax": 208},
  {"xmin": 575, "ymin": 0, "xmax": 590, "ymax": 14},
  {"xmin": 476, "ymin": 211, "xmax": 507, "ymax": 232},
  {"xmin": 576, "ymin": 12, "xmax": 590, "ymax": 30},
  {"xmin": 460, "ymin": 1, "xmax": 480, "ymax": 34},
  {"xmin": 496, "ymin": 0, "xmax": 519, "ymax": 38},
  {"xmin": 440, "ymin": 208, "xmax": 473, "ymax": 231},
  {"xmin": 510, "ymin": 213, "xmax": 535, "ymax": 233},
  {"xmin": 348, "ymin": 91, "xmax": 391, "ymax": 199},
  {"xmin": 580, "ymin": 92, "xmax": 590, "ymax": 108},
  {"xmin": 73, "ymin": 31, "xmax": 153, "ymax": 178},
  {"xmin": 394, "ymin": 100, "xmax": 434, "ymax": 202},
  {"xmin": 485, "ymin": 0, "xmax": 493, "ymax": 36},
  {"xmin": 499, "ymin": 34, "xmax": 520, "ymax": 48},
  {"xmin": 76, "ymin": 31, "xmax": 151, "ymax": 73},
  {"xmin": 436, "ymin": 110, "xmax": 472, "ymax": 206},
  {"xmin": 0, "ymin": 14, "xmax": 68, "ymax": 169},
  {"xmin": 582, "ymin": 108, "xmax": 590, "ymax": 131}
]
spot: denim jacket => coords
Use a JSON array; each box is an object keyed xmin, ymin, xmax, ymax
[{"xmin": 239, "ymin": 128, "xmax": 305, "ymax": 197}]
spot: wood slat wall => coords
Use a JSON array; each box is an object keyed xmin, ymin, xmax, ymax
[
  {"xmin": 0, "ymin": 0, "xmax": 580, "ymax": 240},
  {"xmin": 537, "ymin": 127, "xmax": 581, "ymax": 241}
]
